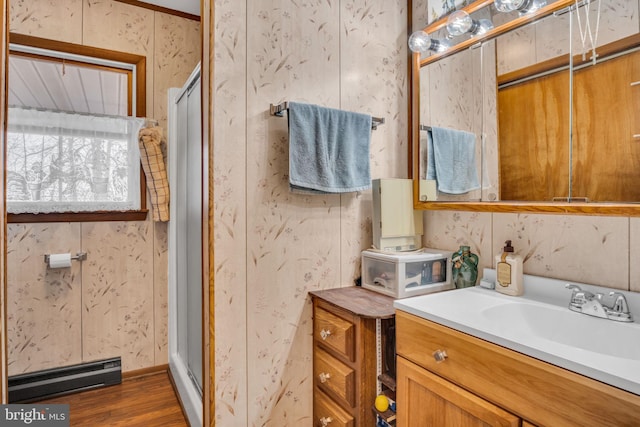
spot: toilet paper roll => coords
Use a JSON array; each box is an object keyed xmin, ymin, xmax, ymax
[{"xmin": 48, "ymin": 253, "xmax": 72, "ymax": 269}]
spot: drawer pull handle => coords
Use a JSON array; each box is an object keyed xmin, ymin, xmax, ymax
[
  {"xmin": 319, "ymin": 416, "xmax": 333, "ymax": 426},
  {"xmin": 320, "ymin": 329, "xmax": 332, "ymax": 340},
  {"xmin": 318, "ymin": 372, "xmax": 331, "ymax": 383},
  {"xmin": 433, "ymin": 349, "xmax": 448, "ymax": 362}
]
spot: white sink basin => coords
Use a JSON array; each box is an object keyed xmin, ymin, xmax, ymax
[
  {"xmin": 481, "ymin": 302, "xmax": 640, "ymax": 360},
  {"xmin": 394, "ymin": 270, "xmax": 640, "ymax": 396}
]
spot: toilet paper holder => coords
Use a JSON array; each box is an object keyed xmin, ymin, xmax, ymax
[{"xmin": 43, "ymin": 252, "xmax": 87, "ymax": 264}]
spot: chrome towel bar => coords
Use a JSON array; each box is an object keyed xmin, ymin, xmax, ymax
[{"xmin": 269, "ymin": 102, "xmax": 385, "ymax": 130}]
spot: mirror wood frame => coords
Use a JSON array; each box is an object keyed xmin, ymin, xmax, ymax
[
  {"xmin": 0, "ymin": 2, "xmax": 215, "ymax": 426},
  {"xmin": 409, "ymin": 0, "xmax": 640, "ymax": 216}
]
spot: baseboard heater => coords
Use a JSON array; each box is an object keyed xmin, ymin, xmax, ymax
[{"xmin": 8, "ymin": 357, "xmax": 122, "ymax": 403}]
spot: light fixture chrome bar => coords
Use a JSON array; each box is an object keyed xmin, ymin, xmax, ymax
[
  {"xmin": 554, "ymin": 0, "xmax": 588, "ymax": 16},
  {"xmin": 269, "ymin": 102, "xmax": 385, "ymax": 130}
]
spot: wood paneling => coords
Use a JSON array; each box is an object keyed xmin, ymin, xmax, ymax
[
  {"xmin": 37, "ymin": 371, "xmax": 187, "ymax": 426},
  {"xmin": 6, "ymin": 223, "xmax": 83, "ymax": 375}
]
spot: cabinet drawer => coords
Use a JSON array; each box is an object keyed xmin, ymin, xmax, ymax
[
  {"xmin": 314, "ymin": 305, "xmax": 355, "ymax": 361},
  {"xmin": 396, "ymin": 310, "xmax": 640, "ymax": 427},
  {"xmin": 314, "ymin": 345, "xmax": 355, "ymax": 407},
  {"xmin": 314, "ymin": 388, "xmax": 355, "ymax": 427}
]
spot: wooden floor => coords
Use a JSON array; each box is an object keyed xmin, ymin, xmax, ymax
[{"xmin": 38, "ymin": 371, "xmax": 188, "ymax": 426}]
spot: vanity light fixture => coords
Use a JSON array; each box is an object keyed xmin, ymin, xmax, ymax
[
  {"xmin": 408, "ymin": 30, "xmax": 451, "ymax": 54},
  {"xmin": 494, "ymin": 0, "xmax": 547, "ymax": 15},
  {"xmin": 446, "ymin": 10, "xmax": 494, "ymax": 37}
]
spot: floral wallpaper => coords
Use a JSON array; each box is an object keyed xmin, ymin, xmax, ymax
[
  {"xmin": 424, "ymin": 211, "xmax": 634, "ymax": 292},
  {"xmin": 497, "ymin": 0, "xmax": 638, "ymax": 74},
  {"xmin": 214, "ymin": 0, "xmax": 407, "ymax": 425},
  {"xmin": 7, "ymin": 0, "xmax": 200, "ymax": 374}
]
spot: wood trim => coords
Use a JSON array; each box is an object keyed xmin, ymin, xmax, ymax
[
  {"xmin": 411, "ymin": 0, "xmax": 640, "ymax": 216},
  {"xmin": 498, "ymin": 33, "xmax": 640, "ymax": 86},
  {"xmin": 309, "ymin": 287, "xmax": 395, "ymax": 319},
  {"xmin": 8, "ymin": 210, "xmax": 149, "ymax": 223},
  {"xmin": 112, "ymin": 0, "xmax": 200, "ymax": 22},
  {"xmin": 420, "ymin": 0, "xmax": 494, "ymax": 34},
  {"xmin": 418, "ymin": 0, "xmax": 575, "ymax": 68},
  {"xmin": 396, "ymin": 311, "xmax": 640, "ymax": 426},
  {"xmin": 7, "ymin": 33, "xmax": 149, "ymax": 223},
  {"xmin": 407, "ymin": 0, "xmax": 414, "ymax": 179},
  {"xmin": 202, "ymin": 0, "xmax": 214, "ymax": 425},
  {"xmin": 122, "ymin": 364, "xmax": 169, "ymax": 380},
  {"xmin": 413, "ymin": 201, "xmax": 640, "ymax": 217},
  {"xmin": 9, "ymin": 33, "xmax": 147, "ymax": 118},
  {"xmin": 0, "ymin": 0, "xmax": 7, "ymax": 405}
]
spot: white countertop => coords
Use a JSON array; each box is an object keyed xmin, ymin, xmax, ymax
[{"xmin": 393, "ymin": 270, "xmax": 640, "ymax": 396}]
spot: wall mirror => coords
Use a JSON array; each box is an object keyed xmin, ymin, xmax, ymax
[{"xmin": 410, "ymin": 0, "xmax": 640, "ymax": 215}]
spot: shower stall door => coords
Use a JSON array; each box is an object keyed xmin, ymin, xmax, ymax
[{"xmin": 168, "ymin": 64, "xmax": 202, "ymax": 426}]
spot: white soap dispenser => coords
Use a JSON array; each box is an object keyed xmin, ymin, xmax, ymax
[{"xmin": 494, "ymin": 240, "xmax": 524, "ymax": 296}]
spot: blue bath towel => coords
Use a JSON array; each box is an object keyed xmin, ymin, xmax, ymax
[
  {"xmin": 426, "ymin": 126, "xmax": 480, "ymax": 194},
  {"xmin": 288, "ymin": 102, "xmax": 372, "ymax": 194}
]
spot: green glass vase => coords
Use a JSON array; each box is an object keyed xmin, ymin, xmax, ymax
[{"xmin": 452, "ymin": 245, "xmax": 479, "ymax": 288}]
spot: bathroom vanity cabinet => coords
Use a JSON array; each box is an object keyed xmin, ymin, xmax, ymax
[
  {"xmin": 395, "ymin": 310, "xmax": 640, "ymax": 427},
  {"xmin": 310, "ymin": 287, "xmax": 395, "ymax": 427}
]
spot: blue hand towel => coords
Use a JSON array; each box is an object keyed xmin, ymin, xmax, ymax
[
  {"xmin": 288, "ymin": 102, "xmax": 372, "ymax": 194},
  {"xmin": 426, "ymin": 126, "xmax": 480, "ymax": 194}
]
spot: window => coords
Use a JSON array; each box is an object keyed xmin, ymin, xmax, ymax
[
  {"xmin": 7, "ymin": 34, "xmax": 148, "ymax": 222},
  {"xmin": 7, "ymin": 107, "xmax": 143, "ymax": 214}
]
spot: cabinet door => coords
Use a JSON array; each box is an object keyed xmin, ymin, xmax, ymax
[{"xmin": 396, "ymin": 357, "xmax": 519, "ymax": 427}]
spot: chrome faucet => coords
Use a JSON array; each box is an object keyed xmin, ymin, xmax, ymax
[{"xmin": 565, "ymin": 284, "xmax": 633, "ymax": 322}]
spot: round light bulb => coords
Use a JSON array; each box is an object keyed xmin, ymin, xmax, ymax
[
  {"xmin": 520, "ymin": 0, "xmax": 546, "ymax": 14},
  {"xmin": 494, "ymin": 0, "xmax": 527, "ymax": 13},
  {"xmin": 408, "ymin": 31, "xmax": 432, "ymax": 53},
  {"xmin": 494, "ymin": 0, "xmax": 546, "ymax": 14},
  {"xmin": 432, "ymin": 38, "xmax": 451, "ymax": 53},
  {"xmin": 473, "ymin": 19, "xmax": 494, "ymax": 36},
  {"xmin": 446, "ymin": 10, "xmax": 472, "ymax": 37}
]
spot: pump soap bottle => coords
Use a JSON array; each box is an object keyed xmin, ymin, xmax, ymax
[{"xmin": 494, "ymin": 240, "xmax": 523, "ymax": 296}]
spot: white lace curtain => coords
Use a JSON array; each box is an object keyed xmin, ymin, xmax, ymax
[{"xmin": 6, "ymin": 107, "xmax": 145, "ymax": 214}]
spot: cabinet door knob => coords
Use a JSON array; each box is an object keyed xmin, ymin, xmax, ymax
[
  {"xmin": 318, "ymin": 372, "xmax": 331, "ymax": 383},
  {"xmin": 433, "ymin": 349, "xmax": 448, "ymax": 362},
  {"xmin": 320, "ymin": 329, "xmax": 332, "ymax": 340},
  {"xmin": 319, "ymin": 416, "xmax": 333, "ymax": 426}
]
